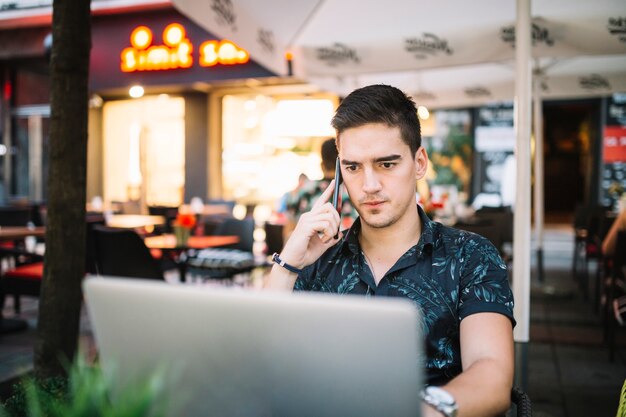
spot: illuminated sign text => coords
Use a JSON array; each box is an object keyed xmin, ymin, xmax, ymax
[{"xmin": 121, "ymin": 23, "xmax": 249, "ymax": 72}]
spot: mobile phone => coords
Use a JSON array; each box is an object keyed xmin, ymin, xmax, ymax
[
  {"xmin": 332, "ymin": 157, "xmax": 342, "ymax": 238},
  {"xmin": 332, "ymin": 157, "xmax": 342, "ymax": 212}
]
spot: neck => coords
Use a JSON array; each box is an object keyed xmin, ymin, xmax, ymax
[{"xmin": 359, "ymin": 206, "xmax": 421, "ymax": 257}]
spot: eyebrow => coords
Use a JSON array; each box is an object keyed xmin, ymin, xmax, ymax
[{"xmin": 341, "ymin": 154, "xmax": 402, "ymax": 165}]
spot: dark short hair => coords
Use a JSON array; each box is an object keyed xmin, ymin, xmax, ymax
[
  {"xmin": 320, "ymin": 138, "xmax": 338, "ymax": 171},
  {"xmin": 331, "ymin": 84, "xmax": 421, "ymax": 156}
]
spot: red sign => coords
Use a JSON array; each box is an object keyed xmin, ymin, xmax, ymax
[
  {"xmin": 603, "ymin": 126, "xmax": 626, "ymax": 162},
  {"xmin": 120, "ymin": 23, "xmax": 249, "ymax": 72}
]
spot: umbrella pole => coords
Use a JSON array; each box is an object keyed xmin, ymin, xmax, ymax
[
  {"xmin": 513, "ymin": 0, "xmax": 532, "ymax": 387},
  {"xmin": 533, "ymin": 73, "xmax": 545, "ymax": 283}
]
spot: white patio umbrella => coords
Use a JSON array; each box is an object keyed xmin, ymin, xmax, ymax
[
  {"xmin": 172, "ymin": 0, "xmax": 626, "ymax": 346},
  {"xmin": 171, "ymin": 0, "xmax": 626, "ymax": 87}
]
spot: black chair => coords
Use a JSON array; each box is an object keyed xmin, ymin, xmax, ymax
[
  {"xmin": 0, "ymin": 206, "xmax": 32, "ymax": 227},
  {"xmin": 214, "ymin": 217, "xmax": 255, "ymax": 253},
  {"xmin": 454, "ymin": 218, "xmax": 503, "ymax": 256},
  {"xmin": 605, "ymin": 231, "xmax": 626, "ymax": 361},
  {"xmin": 573, "ymin": 205, "xmax": 613, "ymax": 300},
  {"xmin": 147, "ymin": 205, "xmax": 179, "ymax": 234},
  {"xmin": 187, "ymin": 217, "xmax": 257, "ymax": 281},
  {"xmin": 264, "ymin": 222, "xmax": 284, "ymax": 256},
  {"xmin": 475, "ymin": 206, "xmax": 513, "ymax": 259},
  {"xmin": 93, "ymin": 226, "xmax": 164, "ymax": 280},
  {"xmin": 85, "ymin": 214, "xmax": 106, "ymax": 274},
  {"xmin": 0, "ymin": 214, "xmax": 102, "ymax": 314},
  {"xmin": 510, "ymin": 386, "xmax": 532, "ymax": 417}
]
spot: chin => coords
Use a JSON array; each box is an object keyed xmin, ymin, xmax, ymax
[{"xmin": 361, "ymin": 213, "xmax": 396, "ymax": 229}]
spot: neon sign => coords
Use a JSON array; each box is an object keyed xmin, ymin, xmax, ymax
[
  {"xmin": 120, "ymin": 23, "xmax": 249, "ymax": 72},
  {"xmin": 199, "ymin": 40, "xmax": 249, "ymax": 66}
]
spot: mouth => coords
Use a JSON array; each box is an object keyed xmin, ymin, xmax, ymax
[{"xmin": 362, "ymin": 200, "xmax": 386, "ymax": 209}]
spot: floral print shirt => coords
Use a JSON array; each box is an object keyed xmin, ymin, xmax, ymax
[{"xmin": 294, "ymin": 205, "xmax": 515, "ymax": 385}]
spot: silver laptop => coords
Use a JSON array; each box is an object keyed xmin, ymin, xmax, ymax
[{"xmin": 84, "ymin": 276, "xmax": 423, "ymax": 417}]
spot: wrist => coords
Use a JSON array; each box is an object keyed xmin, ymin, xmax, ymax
[
  {"xmin": 272, "ymin": 253, "xmax": 303, "ymax": 274},
  {"xmin": 421, "ymin": 386, "xmax": 458, "ymax": 417}
]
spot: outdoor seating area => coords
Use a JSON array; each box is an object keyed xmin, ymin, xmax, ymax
[{"xmin": 1, "ymin": 222, "xmax": 625, "ymax": 416}]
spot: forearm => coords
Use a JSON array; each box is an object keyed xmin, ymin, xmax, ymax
[
  {"xmin": 263, "ymin": 263, "xmax": 298, "ymax": 291},
  {"xmin": 442, "ymin": 358, "xmax": 512, "ymax": 417}
]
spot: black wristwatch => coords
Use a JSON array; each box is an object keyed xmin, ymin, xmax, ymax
[{"xmin": 421, "ymin": 386, "xmax": 458, "ymax": 417}]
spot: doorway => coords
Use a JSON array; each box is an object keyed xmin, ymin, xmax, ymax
[{"xmin": 542, "ymin": 99, "xmax": 600, "ymax": 222}]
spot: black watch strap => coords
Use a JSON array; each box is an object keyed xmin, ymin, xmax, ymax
[{"xmin": 272, "ymin": 253, "xmax": 303, "ymax": 274}]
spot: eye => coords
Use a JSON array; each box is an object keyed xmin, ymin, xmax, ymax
[
  {"xmin": 380, "ymin": 162, "xmax": 395, "ymax": 169},
  {"xmin": 345, "ymin": 164, "xmax": 357, "ymax": 172}
]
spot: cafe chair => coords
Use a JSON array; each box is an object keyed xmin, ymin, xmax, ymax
[
  {"xmin": 510, "ymin": 386, "xmax": 532, "ymax": 417},
  {"xmin": 213, "ymin": 217, "xmax": 255, "ymax": 253},
  {"xmin": 0, "ymin": 215, "xmax": 107, "ymax": 314},
  {"xmin": 454, "ymin": 218, "xmax": 503, "ymax": 258},
  {"xmin": 1, "ymin": 258, "xmax": 44, "ymax": 314},
  {"xmin": 188, "ymin": 217, "xmax": 257, "ymax": 280},
  {"xmin": 264, "ymin": 222, "xmax": 284, "ymax": 256},
  {"xmin": 604, "ymin": 231, "xmax": 626, "ymax": 361},
  {"xmin": 0, "ymin": 206, "xmax": 32, "ymax": 227},
  {"xmin": 93, "ymin": 226, "xmax": 164, "ymax": 280},
  {"xmin": 147, "ymin": 205, "xmax": 179, "ymax": 234},
  {"xmin": 573, "ymin": 205, "xmax": 613, "ymax": 301}
]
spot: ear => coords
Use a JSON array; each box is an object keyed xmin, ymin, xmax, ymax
[{"xmin": 414, "ymin": 146, "xmax": 428, "ymax": 180}]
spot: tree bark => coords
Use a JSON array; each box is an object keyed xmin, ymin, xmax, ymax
[{"xmin": 34, "ymin": 0, "xmax": 92, "ymax": 379}]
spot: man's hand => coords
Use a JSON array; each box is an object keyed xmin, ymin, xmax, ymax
[
  {"xmin": 264, "ymin": 180, "xmax": 342, "ymax": 290},
  {"xmin": 280, "ymin": 179, "xmax": 342, "ymax": 268}
]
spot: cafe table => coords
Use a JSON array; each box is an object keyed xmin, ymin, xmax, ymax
[
  {"xmin": 0, "ymin": 226, "xmax": 45, "ymax": 241},
  {"xmin": 105, "ymin": 214, "xmax": 165, "ymax": 229},
  {"xmin": 0, "ymin": 226, "xmax": 46, "ymax": 335},
  {"xmin": 144, "ymin": 234, "xmax": 240, "ymax": 282}
]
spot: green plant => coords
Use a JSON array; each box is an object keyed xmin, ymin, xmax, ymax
[{"xmin": 1, "ymin": 357, "xmax": 174, "ymax": 417}]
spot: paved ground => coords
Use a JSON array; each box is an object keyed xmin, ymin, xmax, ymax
[
  {"xmin": 0, "ymin": 224, "xmax": 625, "ymax": 416},
  {"xmin": 526, "ymin": 224, "xmax": 626, "ymax": 417}
]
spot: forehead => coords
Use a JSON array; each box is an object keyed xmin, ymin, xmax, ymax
[{"xmin": 338, "ymin": 123, "xmax": 409, "ymax": 160}]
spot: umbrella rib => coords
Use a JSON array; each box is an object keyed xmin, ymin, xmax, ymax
[{"xmin": 287, "ymin": 0, "xmax": 327, "ymax": 48}]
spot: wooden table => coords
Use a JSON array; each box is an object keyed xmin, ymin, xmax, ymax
[
  {"xmin": 0, "ymin": 226, "xmax": 45, "ymax": 241},
  {"xmin": 144, "ymin": 234, "xmax": 240, "ymax": 281},
  {"xmin": 144, "ymin": 234, "xmax": 239, "ymax": 250},
  {"xmin": 105, "ymin": 215, "xmax": 165, "ymax": 229}
]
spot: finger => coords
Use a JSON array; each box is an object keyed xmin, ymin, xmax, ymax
[
  {"xmin": 303, "ymin": 209, "xmax": 340, "ymax": 233},
  {"xmin": 311, "ymin": 179, "xmax": 335, "ymax": 210},
  {"xmin": 310, "ymin": 219, "xmax": 337, "ymax": 243}
]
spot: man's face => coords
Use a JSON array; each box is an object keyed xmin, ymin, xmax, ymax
[{"xmin": 338, "ymin": 123, "xmax": 427, "ymax": 229}]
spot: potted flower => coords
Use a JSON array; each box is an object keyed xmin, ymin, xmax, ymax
[{"xmin": 172, "ymin": 212, "xmax": 196, "ymax": 247}]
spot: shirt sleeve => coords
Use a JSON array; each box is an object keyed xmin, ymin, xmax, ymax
[
  {"xmin": 458, "ymin": 235, "xmax": 516, "ymax": 327},
  {"xmin": 294, "ymin": 263, "xmax": 316, "ymax": 291}
]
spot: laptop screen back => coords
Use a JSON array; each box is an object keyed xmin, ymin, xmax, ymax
[{"xmin": 84, "ymin": 277, "xmax": 423, "ymax": 417}]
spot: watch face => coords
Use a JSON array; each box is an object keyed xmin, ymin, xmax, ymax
[{"xmin": 426, "ymin": 386, "xmax": 455, "ymax": 405}]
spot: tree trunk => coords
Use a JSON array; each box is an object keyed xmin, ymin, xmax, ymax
[{"xmin": 34, "ymin": 0, "xmax": 92, "ymax": 379}]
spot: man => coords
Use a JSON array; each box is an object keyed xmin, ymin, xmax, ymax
[{"xmin": 265, "ymin": 84, "xmax": 515, "ymax": 417}]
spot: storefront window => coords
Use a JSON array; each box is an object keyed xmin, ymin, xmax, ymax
[
  {"xmin": 102, "ymin": 95, "xmax": 185, "ymax": 208},
  {"xmin": 221, "ymin": 94, "xmax": 337, "ymax": 210}
]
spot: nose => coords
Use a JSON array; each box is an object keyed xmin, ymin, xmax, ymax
[{"xmin": 362, "ymin": 167, "xmax": 382, "ymax": 194}]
